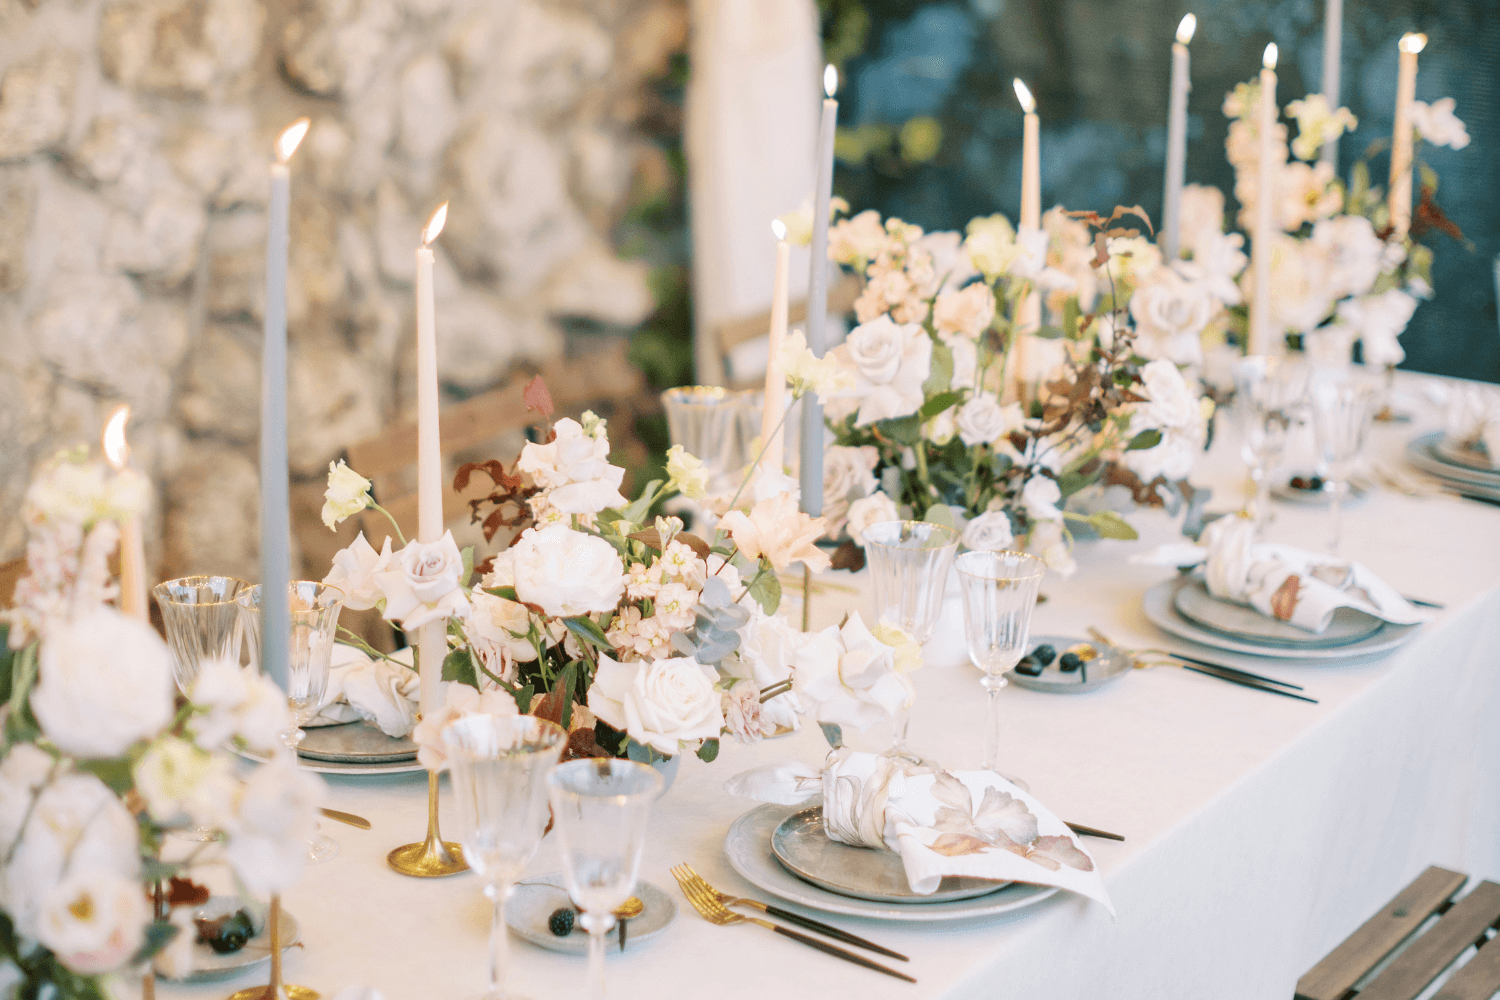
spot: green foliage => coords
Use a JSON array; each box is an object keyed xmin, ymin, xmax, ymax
[
  {"xmin": 922, "ymin": 341, "xmax": 953, "ymax": 396},
  {"xmin": 695, "ymin": 738, "xmax": 720, "ymax": 763},
  {"xmin": 919, "ymin": 391, "xmax": 961, "ymax": 420},
  {"xmin": 747, "ymin": 569, "xmax": 782, "ymax": 616},
  {"xmin": 1126, "ymin": 429, "xmax": 1162, "ymax": 451},
  {"xmin": 562, "ymin": 615, "xmax": 612, "ymax": 651},
  {"xmin": 625, "ymin": 737, "xmax": 670, "ymax": 765},
  {"xmin": 442, "ymin": 646, "xmax": 478, "ymax": 689}
]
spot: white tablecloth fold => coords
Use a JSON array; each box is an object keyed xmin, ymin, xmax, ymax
[
  {"xmin": 726, "ymin": 749, "xmax": 1114, "ymax": 914},
  {"xmin": 1132, "ymin": 514, "xmax": 1432, "ymax": 633},
  {"xmin": 305, "ymin": 644, "xmax": 419, "ymax": 738}
]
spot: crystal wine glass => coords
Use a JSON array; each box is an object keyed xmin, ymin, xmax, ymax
[
  {"xmin": 954, "ymin": 550, "xmax": 1046, "ymax": 773},
  {"xmin": 1309, "ymin": 379, "xmax": 1378, "ymax": 563},
  {"xmin": 237, "ymin": 580, "xmax": 344, "ymax": 862},
  {"xmin": 154, "ymin": 575, "xmax": 249, "ymax": 841},
  {"xmin": 860, "ymin": 520, "xmax": 960, "ymax": 763},
  {"xmin": 548, "ymin": 759, "xmax": 664, "ymax": 1000},
  {"xmin": 443, "ymin": 714, "xmax": 567, "ymax": 1000},
  {"xmin": 661, "ymin": 386, "xmax": 757, "ymax": 496},
  {"xmin": 1232, "ymin": 355, "xmax": 1309, "ymax": 540}
]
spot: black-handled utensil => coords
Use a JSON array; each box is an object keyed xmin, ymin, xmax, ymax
[
  {"xmin": 1182, "ymin": 664, "xmax": 1319, "ymax": 703},
  {"xmin": 1165, "ymin": 652, "xmax": 1304, "ymax": 690},
  {"xmin": 771, "ymin": 924, "xmax": 917, "ymax": 983},
  {"xmin": 1066, "ymin": 822, "xmax": 1125, "ymax": 842},
  {"xmin": 760, "ymin": 905, "xmax": 908, "ymax": 961}
]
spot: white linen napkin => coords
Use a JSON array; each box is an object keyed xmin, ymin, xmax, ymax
[
  {"xmin": 304, "ymin": 643, "xmax": 420, "ymax": 738},
  {"xmin": 1446, "ymin": 383, "xmax": 1500, "ymax": 466},
  {"xmin": 725, "ymin": 749, "xmax": 1114, "ymax": 914},
  {"xmin": 1132, "ymin": 515, "xmax": 1431, "ymax": 634}
]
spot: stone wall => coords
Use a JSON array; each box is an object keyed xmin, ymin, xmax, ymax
[{"xmin": 0, "ymin": 0, "xmax": 685, "ymax": 581}]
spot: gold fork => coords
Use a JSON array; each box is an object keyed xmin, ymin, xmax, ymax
[
  {"xmin": 673, "ymin": 864, "xmax": 907, "ymax": 961},
  {"xmin": 670, "ymin": 865, "xmax": 916, "ymax": 983}
]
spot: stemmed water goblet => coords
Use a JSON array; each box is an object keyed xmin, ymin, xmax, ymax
[
  {"xmin": 442, "ymin": 714, "xmax": 567, "ymax": 1000},
  {"xmin": 1309, "ymin": 379, "xmax": 1378, "ymax": 566},
  {"xmin": 1232, "ymin": 355, "xmax": 1310, "ymax": 539},
  {"xmin": 859, "ymin": 520, "xmax": 960, "ymax": 763},
  {"xmin": 237, "ymin": 580, "xmax": 344, "ymax": 863},
  {"xmin": 154, "ymin": 575, "xmax": 249, "ymax": 841},
  {"xmin": 954, "ymin": 550, "xmax": 1046, "ymax": 773},
  {"xmin": 548, "ymin": 759, "xmax": 664, "ymax": 1000}
]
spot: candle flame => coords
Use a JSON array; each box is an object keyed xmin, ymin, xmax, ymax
[
  {"xmin": 1399, "ymin": 32, "xmax": 1427, "ymax": 54},
  {"xmin": 102, "ymin": 405, "xmax": 130, "ymax": 470},
  {"xmin": 1013, "ymin": 78, "xmax": 1036, "ymax": 114},
  {"xmin": 823, "ymin": 64, "xmax": 838, "ymax": 98},
  {"xmin": 423, "ymin": 202, "xmax": 449, "ymax": 246},
  {"xmin": 275, "ymin": 117, "xmax": 310, "ymax": 163},
  {"xmin": 1263, "ymin": 42, "xmax": 1278, "ymax": 70},
  {"xmin": 1176, "ymin": 13, "xmax": 1196, "ymax": 45},
  {"xmin": 771, "ymin": 219, "xmax": 787, "ymax": 241}
]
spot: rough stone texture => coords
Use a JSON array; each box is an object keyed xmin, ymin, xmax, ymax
[{"xmin": 0, "ymin": 0, "xmax": 678, "ymax": 580}]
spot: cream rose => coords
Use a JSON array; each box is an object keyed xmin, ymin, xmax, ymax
[
  {"xmin": 1021, "ymin": 476, "xmax": 1063, "ymax": 523},
  {"xmin": 832, "ymin": 315, "xmax": 932, "ymax": 426},
  {"xmin": 822, "ymin": 445, "xmax": 878, "ymax": 528},
  {"xmin": 1129, "ymin": 270, "xmax": 1216, "ymax": 366},
  {"xmin": 588, "ymin": 653, "xmax": 724, "ymax": 757},
  {"xmin": 845, "ymin": 492, "xmax": 899, "ymax": 547},
  {"xmin": 956, "ymin": 393, "xmax": 1023, "ymax": 447},
  {"xmin": 718, "ymin": 492, "xmax": 831, "ymax": 573},
  {"xmin": 36, "ymin": 869, "xmax": 148, "ymax": 975},
  {"xmin": 1122, "ymin": 359, "xmax": 1208, "ymax": 483},
  {"xmin": 376, "ymin": 531, "xmax": 471, "ymax": 630},
  {"xmin": 792, "ymin": 614, "xmax": 913, "ymax": 732},
  {"xmin": 962, "ymin": 510, "xmax": 1015, "ymax": 552},
  {"xmin": 518, "ymin": 417, "xmax": 629, "ymax": 515},
  {"xmin": 323, "ymin": 531, "xmax": 393, "ymax": 611},
  {"xmin": 463, "ymin": 592, "xmax": 539, "ymax": 686},
  {"xmin": 30, "ymin": 608, "xmax": 173, "ymax": 758},
  {"xmin": 932, "ymin": 283, "xmax": 996, "ymax": 341},
  {"xmin": 511, "ymin": 524, "xmax": 626, "ymax": 617},
  {"xmin": 321, "ymin": 460, "xmax": 373, "ymax": 529}
]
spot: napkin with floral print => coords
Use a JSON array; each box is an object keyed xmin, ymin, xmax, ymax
[{"xmin": 726, "ymin": 748, "xmax": 1113, "ymax": 914}]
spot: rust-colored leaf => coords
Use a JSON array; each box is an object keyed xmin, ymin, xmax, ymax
[
  {"xmin": 830, "ymin": 539, "xmax": 866, "ymax": 572},
  {"xmin": 473, "ymin": 555, "xmax": 495, "ymax": 579},
  {"xmin": 1412, "ymin": 186, "xmax": 1466, "ymax": 243},
  {"xmin": 559, "ymin": 727, "xmax": 612, "ymax": 763},
  {"xmin": 675, "ymin": 532, "xmax": 712, "ymax": 560},
  {"xmin": 166, "ymin": 876, "xmax": 211, "ymax": 907},
  {"xmin": 1104, "ymin": 227, "xmax": 1140, "ymax": 239},
  {"xmin": 532, "ymin": 674, "xmax": 570, "ymax": 726},
  {"xmin": 1271, "ymin": 575, "xmax": 1301, "ymax": 621},
  {"xmin": 628, "ymin": 528, "xmax": 664, "ymax": 551},
  {"xmin": 523, "ymin": 375, "xmax": 554, "ymax": 418}
]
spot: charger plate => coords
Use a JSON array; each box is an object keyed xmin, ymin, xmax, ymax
[
  {"xmin": 1172, "ymin": 579, "xmax": 1381, "ymax": 649},
  {"xmin": 298, "ymin": 719, "xmax": 418, "ymax": 764},
  {"xmin": 725, "ymin": 801, "xmax": 1058, "ymax": 922},
  {"xmin": 1144, "ymin": 577, "xmax": 1418, "ymax": 661},
  {"xmin": 1407, "ymin": 433, "xmax": 1500, "ymax": 495}
]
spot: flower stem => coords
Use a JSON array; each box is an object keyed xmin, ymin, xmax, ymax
[
  {"xmin": 759, "ymin": 679, "xmax": 794, "ymax": 703},
  {"xmin": 370, "ymin": 501, "xmax": 408, "ymax": 547},
  {"xmin": 725, "ymin": 406, "xmax": 794, "ymax": 513},
  {"xmin": 336, "ymin": 627, "xmax": 408, "ymax": 667}
]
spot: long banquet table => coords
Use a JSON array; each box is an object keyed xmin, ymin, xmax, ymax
[{"xmin": 160, "ymin": 375, "xmax": 1500, "ymax": 1000}]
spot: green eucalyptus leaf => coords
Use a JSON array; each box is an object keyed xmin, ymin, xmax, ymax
[
  {"xmin": 695, "ymin": 738, "xmax": 720, "ymax": 763},
  {"xmin": 486, "ymin": 586, "xmax": 520, "ymax": 602},
  {"xmin": 919, "ymin": 391, "xmax": 962, "ymax": 420},
  {"xmin": 460, "ymin": 546, "xmax": 475, "ymax": 587},
  {"xmin": 1126, "ymin": 428, "xmax": 1163, "ymax": 451},
  {"xmin": 1033, "ymin": 325, "xmax": 1065, "ymax": 340},
  {"xmin": 562, "ymin": 615, "xmax": 612, "ymax": 650},
  {"xmin": 1089, "ymin": 510, "xmax": 1140, "ymax": 540},
  {"xmin": 748, "ymin": 570, "xmax": 782, "ymax": 616},
  {"xmin": 880, "ymin": 415, "xmax": 922, "ymax": 446},
  {"xmin": 442, "ymin": 647, "xmax": 479, "ymax": 689},
  {"xmin": 819, "ymin": 722, "xmax": 845, "ymax": 749},
  {"xmin": 130, "ymin": 920, "xmax": 180, "ymax": 966}
]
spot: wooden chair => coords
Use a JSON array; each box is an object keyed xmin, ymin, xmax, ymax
[
  {"xmin": 713, "ymin": 273, "xmax": 862, "ymax": 389},
  {"xmin": 0, "ymin": 557, "xmax": 24, "ymax": 610},
  {"xmin": 1296, "ymin": 866, "xmax": 1500, "ymax": 1000}
]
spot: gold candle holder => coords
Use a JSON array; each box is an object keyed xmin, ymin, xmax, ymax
[
  {"xmin": 227, "ymin": 895, "xmax": 318, "ymax": 1000},
  {"xmin": 387, "ymin": 771, "xmax": 467, "ymax": 877}
]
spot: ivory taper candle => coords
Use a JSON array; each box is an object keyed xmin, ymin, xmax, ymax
[
  {"xmin": 101, "ymin": 405, "xmax": 147, "ymax": 621},
  {"xmin": 415, "ymin": 201, "xmax": 448, "ymax": 717},
  {"xmin": 1388, "ymin": 32, "xmax": 1426, "ymax": 240},
  {"xmin": 1013, "ymin": 77, "xmax": 1041, "ymax": 393},
  {"xmin": 1248, "ymin": 44, "xmax": 1279, "ymax": 356},
  {"xmin": 1162, "ymin": 14, "xmax": 1196, "ymax": 261},
  {"xmin": 761, "ymin": 220, "xmax": 791, "ymax": 475}
]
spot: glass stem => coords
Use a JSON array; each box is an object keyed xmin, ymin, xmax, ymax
[
  {"xmin": 1328, "ymin": 478, "xmax": 1344, "ymax": 558},
  {"xmin": 1252, "ymin": 468, "xmax": 1271, "ymax": 541},
  {"xmin": 587, "ymin": 919, "xmax": 608, "ymax": 1000},
  {"xmin": 487, "ymin": 881, "xmax": 509, "ymax": 997},
  {"xmin": 981, "ymin": 676, "xmax": 1004, "ymax": 771}
]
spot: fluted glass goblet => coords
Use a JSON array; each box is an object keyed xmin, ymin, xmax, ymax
[
  {"xmin": 548, "ymin": 759, "xmax": 663, "ymax": 1000},
  {"xmin": 1233, "ymin": 355, "xmax": 1309, "ymax": 540},
  {"xmin": 444, "ymin": 714, "xmax": 567, "ymax": 1000},
  {"xmin": 1309, "ymin": 379, "xmax": 1378, "ymax": 563},
  {"xmin": 861, "ymin": 520, "xmax": 960, "ymax": 762},
  {"xmin": 955, "ymin": 550, "xmax": 1046, "ymax": 773}
]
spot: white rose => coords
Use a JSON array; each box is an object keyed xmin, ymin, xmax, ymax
[
  {"xmin": 463, "ymin": 592, "xmax": 539, "ymax": 686},
  {"xmin": 956, "ymin": 393, "xmax": 1023, "ymax": 447},
  {"xmin": 36, "ymin": 869, "xmax": 147, "ymax": 975},
  {"xmin": 1410, "ymin": 97, "xmax": 1470, "ymax": 150},
  {"xmin": 4, "ymin": 770, "xmax": 140, "ymax": 941},
  {"xmin": 721, "ymin": 680, "xmax": 766, "ymax": 745},
  {"xmin": 1021, "ymin": 475, "xmax": 1063, "ymax": 523},
  {"xmin": 845, "ymin": 492, "xmax": 900, "ymax": 547},
  {"xmin": 517, "ymin": 417, "xmax": 629, "ymax": 515},
  {"xmin": 189, "ymin": 655, "xmax": 292, "ymax": 754},
  {"xmin": 948, "ymin": 337, "xmax": 978, "ymax": 391},
  {"xmin": 832, "ymin": 316, "xmax": 933, "ymax": 426},
  {"xmin": 1338, "ymin": 289, "xmax": 1419, "ymax": 369},
  {"xmin": 1129, "ymin": 269, "xmax": 1215, "ymax": 366},
  {"xmin": 588, "ymin": 653, "xmax": 724, "ymax": 757},
  {"xmin": 223, "ymin": 753, "xmax": 325, "ymax": 895},
  {"xmin": 321, "ymin": 460, "xmax": 373, "ymax": 529},
  {"xmin": 323, "ymin": 531, "xmax": 393, "ymax": 611},
  {"xmin": 822, "ymin": 445, "xmax": 879, "ymax": 529},
  {"xmin": 376, "ymin": 530, "xmax": 471, "ymax": 630},
  {"xmin": 482, "ymin": 548, "xmax": 518, "ymax": 590},
  {"xmin": 1309, "ymin": 214, "xmax": 1385, "ymax": 300},
  {"xmin": 510, "ymin": 524, "xmax": 626, "ymax": 618},
  {"xmin": 932, "ymin": 283, "xmax": 996, "ymax": 341},
  {"xmin": 1122, "ymin": 359, "xmax": 1208, "ymax": 483},
  {"xmin": 30, "ymin": 608, "xmax": 173, "ymax": 758},
  {"xmin": 132, "ymin": 736, "xmax": 231, "ymax": 826},
  {"xmin": 792, "ymin": 614, "xmax": 913, "ymax": 732},
  {"xmin": 962, "ymin": 510, "xmax": 1015, "ymax": 552}
]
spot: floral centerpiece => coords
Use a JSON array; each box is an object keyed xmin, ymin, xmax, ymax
[
  {"xmin": 795, "ymin": 204, "xmax": 1213, "ymax": 574},
  {"xmin": 0, "ymin": 450, "xmax": 321, "ymax": 998},
  {"xmin": 322, "ymin": 375, "xmax": 925, "ymax": 767}
]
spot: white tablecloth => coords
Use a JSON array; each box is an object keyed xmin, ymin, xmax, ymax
[{"xmin": 160, "ymin": 375, "xmax": 1500, "ymax": 1000}]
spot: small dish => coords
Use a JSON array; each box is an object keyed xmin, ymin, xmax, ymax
[
  {"xmin": 166, "ymin": 897, "xmax": 299, "ymax": 983},
  {"xmin": 1271, "ymin": 477, "xmax": 1370, "ymax": 507},
  {"xmin": 508, "ymin": 873, "xmax": 675, "ymax": 954},
  {"xmin": 1004, "ymin": 634, "xmax": 1129, "ymax": 694}
]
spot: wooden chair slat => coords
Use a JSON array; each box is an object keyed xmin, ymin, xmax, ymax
[
  {"xmin": 715, "ymin": 274, "xmax": 862, "ymax": 354},
  {"xmin": 1429, "ymin": 930, "xmax": 1500, "ymax": 1000},
  {"xmin": 0, "ymin": 557, "xmax": 25, "ymax": 610},
  {"xmin": 1298, "ymin": 866, "xmax": 1469, "ymax": 1000},
  {"xmin": 1359, "ymin": 881, "xmax": 1500, "ymax": 1000}
]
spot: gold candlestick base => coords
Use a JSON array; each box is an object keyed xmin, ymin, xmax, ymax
[
  {"xmin": 387, "ymin": 771, "xmax": 467, "ymax": 877},
  {"xmin": 226, "ymin": 896, "xmax": 318, "ymax": 1000}
]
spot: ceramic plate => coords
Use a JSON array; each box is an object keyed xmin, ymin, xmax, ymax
[
  {"xmin": 235, "ymin": 746, "xmax": 426, "ymax": 776},
  {"xmin": 298, "ymin": 720, "xmax": 417, "ymax": 764},
  {"xmin": 1407, "ymin": 433, "xmax": 1500, "ymax": 492},
  {"xmin": 725, "ymin": 802, "xmax": 1058, "ymax": 923},
  {"xmin": 1171, "ymin": 579, "xmax": 1381, "ymax": 649},
  {"xmin": 1005, "ymin": 634, "xmax": 1130, "ymax": 694},
  {"xmin": 1270, "ymin": 479, "xmax": 1370, "ymax": 507},
  {"xmin": 508, "ymin": 873, "xmax": 675, "ymax": 954},
  {"xmin": 1143, "ymin": 577, "xmax": 1419, "ymax": 661},
  {"xmin": 166, "ymin": 898, "xmax": 299, "ymax": 983},
  {"xmin": 771, "ymin": 804, "xmax": 1006, "ymax": 903},
  {"xmin": 1433, "ymin": 436, "xmax": 1498, "ymax": 473}
]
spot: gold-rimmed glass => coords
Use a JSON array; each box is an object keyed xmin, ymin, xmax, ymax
[{"xmin": 955, "ymin": 550, "xmax": 1046, "ymax": 772}]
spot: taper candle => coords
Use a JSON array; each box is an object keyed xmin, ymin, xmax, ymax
[
  {"xmin": 101, "ymin": 405, "xmax": 147, "ymax": 621},
  {"xmin": 1013, "ymin": 78, "xmax": 1041, "ymax": 393},
  {"xmin": 1319, "ymin": 0, "xmax": 1344, "ymax": 165},
  {"xmin": 761, "ymin": 220, "xmax": 791, "ymax": 475},
  {"xmin": 1162, "ymin": 14, "xmax": 1196, "ymax": 261},
  {"xmin": 1388, "ymin": 32, "xmax": 1426, "ymax": 240},
  {"xmin": 261, "ymin": 117, "xmax": 309, "ymax": 692},
  {"xmin": 1248, "ymin": 44, "xmax": 1278, "ymax": 356},
  {"xmin": 799, "ymin": 64, "xmax": 838, "ymax": 517},
  {"xmin": 415, "ymin": 201, "xmax": 448, "ymax": 717}
]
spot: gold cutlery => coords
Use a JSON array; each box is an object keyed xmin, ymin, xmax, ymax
[
  {"xmin": 613, "ymin": 895, "xmax": 642, "ymax": 952},
  {"xmin": 1088, "ymin": 627, "xmax": 1317, "ymax": 703},
  {"xmin": 671, "ymin": 865, "xmax": 915, "ymax": 983},
  {"xmin": 319, "ymin": 807, "xmax": 371, "ymax": 830}
]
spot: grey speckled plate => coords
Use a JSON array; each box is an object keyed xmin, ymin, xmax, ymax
[
  {"xmin": 726, "ymin": 801, "xmax": 1059, "ymax": 922},
  {"xmin": 1434, "ymin": 435, "xmax": 1499, "ymax": 473},
  {"xmin": 1408, "ymin": 432, "xmax": 1500, "ymax": 494},
  {"xmin": 1005, "ymin": 634, "xmax": 1130, "ymax": 694},
  {"xmin": 1172, "ymin": 578, "xmax": 1381, "ymax": 649},
  {"xmin": 508, "ymin": 873, "xmax": 675, "ymax": 954},
  {"xmin": 165, "ymin": 897, "xmax": 299, "ymax": 983},
  {"xmin": 772, "ymin": 804, "xmax": 1007, "ymax": 903},
  {"xmin": 298, "ymin": 719, "xmax": 417, "ymax": 764}
]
